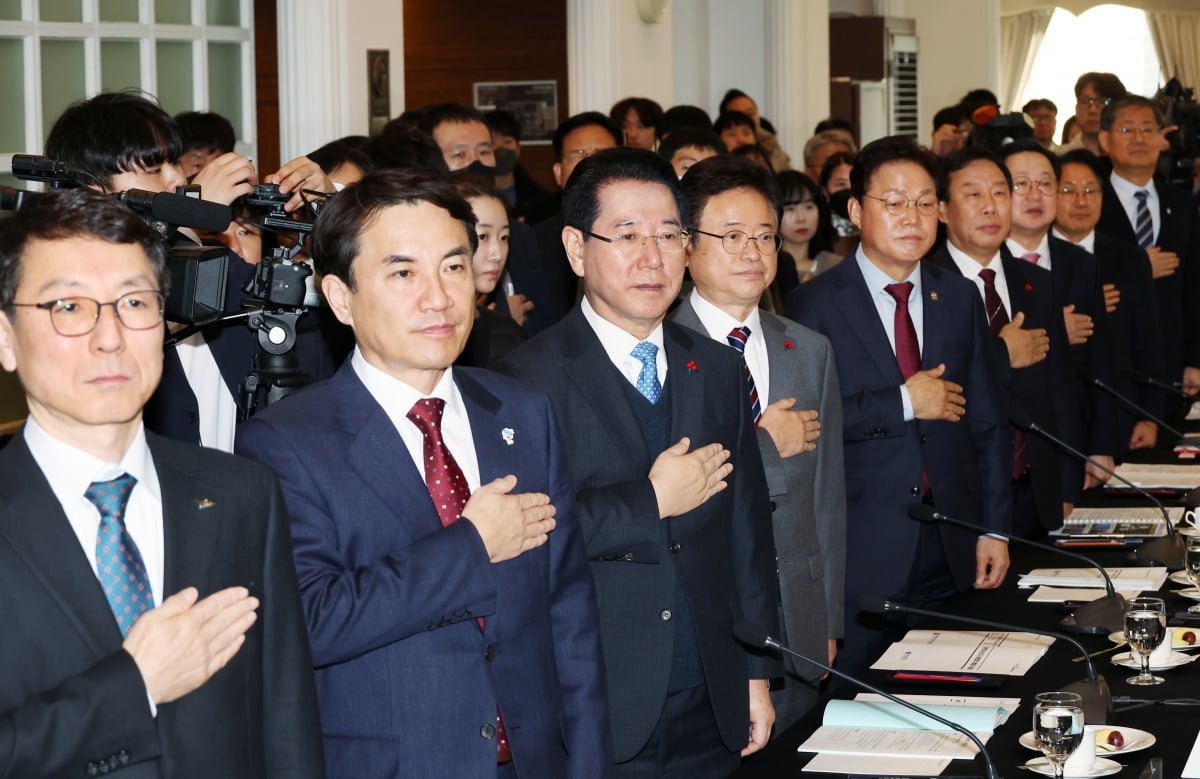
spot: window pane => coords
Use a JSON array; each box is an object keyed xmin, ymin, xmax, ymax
[
  {"xmin": 40, "ymin": 39, "xmax": 86, "ymax": 146},
  {"xmin": 40, "ymin": 0, "xmax": 82, "ymax": 22},
  {"xmin": 207, "ymin": 42, "xmax": 242, "ymax": 136},
  {"xmin": 0, "ymin": 0, "xmax": 23, "ymax": 20},
  {"xmin": 156, "ymin": 40, "xmax": 193, "ymax": 115},
  {"xmin": 206, "ymin": 0, "xmax": 240, "ymax": 26},
  {"xmin": 101, "ymin": 40, "xmax": 141, "ymax": 93},
  {"xmin": 0, "ymin": 38, "xmax": 24, "ymax": 149},
  {"xmin": 99, "ymin": 0, "xmax": 141, "ymax": 22},
  {"xmin": 154, "ymin": 0, "xmax": 191, "ymax": 24}
]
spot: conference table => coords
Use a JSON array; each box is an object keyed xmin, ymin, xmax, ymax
[{"xmin": 736, "ymin": 452, "xmax": 1200, "ymax": 777}]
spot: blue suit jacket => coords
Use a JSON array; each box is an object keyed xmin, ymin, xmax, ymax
[
  {"xmin": 236, "ymin": 362, "xmax": 609, "ymax": 779},
  {"xmin": 786, "ymin": 255, "xmax": 1012, "ymax": 597}
]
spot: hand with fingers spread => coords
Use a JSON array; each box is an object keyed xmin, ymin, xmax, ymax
[
  {"xmin": 462, "ymin": 475, "xmax": 556, "ymax": 563},
  {"xmin": 906, "ymin": 364, "xmax": 965, "ymax": 422},
  {"xmin": 191, "ymin": 152, "xmax": 256, "ymax": 206},
  {"xmin": 998, "ymin": 311, "xmax": 1049, "ymax": 368},
  {"xmin": 123, "ymin": 586, "xmax": 259, "ymax": 705},
  {"xmin": 266, "ymin": 156, "xmax": 335, "ymax": 213},
  {"xmin": 758, "ymin": 398, "xmax": 820, "ymax": 457},
  {"xmin": 649, "ymin": 438, "xmax": 732, "ymax": 518}
]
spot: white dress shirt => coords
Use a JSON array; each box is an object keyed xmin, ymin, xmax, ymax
[
  {"xmin": 581, "ymin": 296, "xmax": 668, "ymax": 389},
  {"xmin": 1051, "ymin": 227, "xmax": 1095, "ymax": 254},
  {"xmin": 946, "ymin": 242, "xmax": 1013, "ymax": 317},
  {"xmin": 855, "ymin": 246, "xmax": 922, "ymax": 420},
  {"xmin": 687, "ymin": 288, "xmax": 770, "ymax": 402},
  {"xmin": 1110, "ymin": 172, "xmax": 1160, "ymax": 246},
  {"xmin": 1005, "ymin": 234, "xmax": 1052, "ymax": 271},
  {"xmin": 351, "ymin": 348, "xmax": 482, "ymax": 492}
]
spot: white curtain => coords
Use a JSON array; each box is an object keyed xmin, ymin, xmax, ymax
[
  {"xmin": 1146, "ymin": 11, "xmax": 1200, "ymax": 95},
  {"xmin": 999, "ymin": 9, "xmax": 1054, "ymax": 112}
]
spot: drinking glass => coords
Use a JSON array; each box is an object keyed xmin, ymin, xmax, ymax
[
  {"xmin": 1032, "ymin": 691, "xmax": 1084, "ymax": 778},
  {"xmin": 1124, "ymin": 596, "xmax": 1166, "ymax": 685},
  {"xmin": 1186, "ymin": 537, "xmax": 1200, "ymax": 613}
]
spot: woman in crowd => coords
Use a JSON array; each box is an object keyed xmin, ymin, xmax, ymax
[
  {"xmin": 776, "ymin": 170, "xmax": 839, "ymax": 294},
  {"xmin": 609, "ymin": 97, "xmax": 663, "ymax": 150}
]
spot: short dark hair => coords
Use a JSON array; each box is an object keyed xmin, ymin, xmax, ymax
[
  {"xmin": 44, "ymin": 91, "xmax": 183, "ymax": 191},
  {"xmin": 175, "ymin": 110, "xmax": 236, "ymax": 155},
  {"xmin": 417, "ymin": 102, "xmax": 488, "ymax": 138},
  {"xmin": 718, "ymin": 89, "xmax": 753, "ymax": 116},
  {"xmin": 451, "ymin": 175, "xmax": 512, "ymax": 220},
  {"xmin": 484, "ymin": 109, "xmax": 522, "ymax": 142},
  {"xmin": 959, "ymin": 88, "xmax": 1000, "ymax": 113},
  {"xmin": 933, "ymin": 105, "xmax": 968, "ymax": 131},
  {"xmin": 714, "ymin": 110, "xmax": 755, "ymax": 136},
  {"xmin": 658, "ymin": 105, "xmax": 713, "ymax": 139},
  {"xmin": 552, "ymin": 111, "xmax": 621, "ymax": 162},
  {"xmin": 1021, "ymin": 98, "xmax": 1058, "ymax": 116},
  {"xmin": 562, "ymin": 148, "xmax": 688, "ymax": 236},
  {"xmin": 1074, "ymin": 72, "xmax": 1127, "ymax": 101},
  {"xmin": 609, "ymin": 97, "xmax": 664, "ymax": 134},
  {"xmin": 999, "ymin": 138, "xmax": 1061, "ymax": 178},
  {"xmin": 680, "ymin": 155, "xmax": 778, "ymax": 245},
  {"xmin": 850, "ymin": 135, "xmax": 937, "ymax": 202},
  {"xmin": 364, "ymin": 119, "xmax": 447, "ymax": 173},
  {"xmin": 310, "ymin": 168, "xmax": 478, "ymax": 290},
  {"xmin": 818, "ymin": 151, "xmax": 856, "ymax": 192},
  {"xmin": 657, "ymin": 128, "xmax": 726, "ymax": 164},
  {"xmin": 0, "ymin": 189, "xmax": 168, "ymax": 313},
  {"xmin": 775, "ymin": 170, "xmax": 835, "ymax": 255},
  {"xmin": 935, "ymin": 146, "xmax": 1013, "ymax": 203},
  {"xmin": 308, "ymin": 136, "xmax": 374, "ymax": 177},
  {"xmin": 1059, "ymin": 148, "xmax": 1106, "ymax": 182},
  {"xmin": 1100, "ymin": 94, "xmax": 1163, "ymax": 131},
  {"xmin": 814, "ymin": 117, "xmax": 855, "ymax": 137}
]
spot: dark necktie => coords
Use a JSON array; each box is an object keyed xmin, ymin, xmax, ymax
[
  {"xmin": 978, "ymin": 269, "xmax": 1028, "ymax": 479},
  {"xmin": 86, "ymin": 473, "xmax": 152, "ymax": 637},
  {"xmin": 725, "ymin": 326, "xmax": 763, "ymax": 426},
  {"xmin": 884, "ymin": 282, "xmax": 921, "ymax": 379},
  {"xmin": 405, "ymin": 398, "xmax": 511, "ymax": 762},
  {"xmin": 1134, "ymin": 190, "xmax": 1153, "ymax": 249}
]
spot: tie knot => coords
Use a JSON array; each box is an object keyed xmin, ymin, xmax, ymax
[
  {"xmin": 885, "ymin": 281, "xmax": 913, "ymax": 305},
  {"xmin": 406, "ymin": 397, "xmax": 447, "ymax": 434},
  {"xmin": 726, "ymin": 326, "xmax": 751, "ymax": 352},
  {"xmin": 84, "ymin": 473, "xmax": 137, "ymax": 516},
  {"xmin": 1135, "ymin": 189, "xmax": 1149, "ymax": 203},
  {"xmin": 631, "ymin": 341, "xmax": 658, "ymax": 366},
  {"xmin": 1021, "ymin": 252, "xmax": 1040, "ymax": 264},
  {"xmin": 978, "ymin": 268, "xmax": 997, "ymax": 286}
]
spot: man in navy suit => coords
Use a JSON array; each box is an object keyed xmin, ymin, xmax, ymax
[
  {"xmin": 785, "ymin": 137, "xmax": 1012, "ymax": 672},
  {"xmin": 237, "ymin": 169, "xmax": 609, "ymax": 778},
  {"xmin": 497, "ymin": 148, "xmax": 779, "ymax": 777}
]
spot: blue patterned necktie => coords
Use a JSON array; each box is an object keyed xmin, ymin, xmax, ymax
[
  {"xmin": 86, "ymin": 473, "xmax": 153, "ymax": 637},
  {"xmin": 1134, "ymin": 190, "xmax": 1153, "ymax": 249},
  {"xmin": 725, "ymin": 326, "xmax": 763, "ymax": 426},
  {"xmin": 631, "ymin": 341, "xmax": 662, "ymax": 404}
]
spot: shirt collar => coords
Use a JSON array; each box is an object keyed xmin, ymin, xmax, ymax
[
  {"xmin": 1052, "ymin": 227, "xmax": 1095, "ymax": 253},
  {"xmin": 23, "ymin": 415, "xmax": 159, "ymax": 502},
  {"xmin": 1005, "ymin": 232, "xmax": 1050, "ymax": 263},
  {"xmin": 687, "ymin": 288, "xmax": 762, "ymax": 340},
  {"xmin": 1110, "ymin": 171, "xmax": 1157, "ymax": 202},
  {"xmin": 581, "ymin": 295, "xmax": 666, "ymax": 366},
  {"xmin": 854, "ymin": 245, "xmax": 922, "ymax": 293},
  {"xmin": 946, "ymin": 240, "xmax": 1003, "ymax": 277},
  {"xmin": 350, "ymin": 347, "xmax": 465, "ymax": 430}
]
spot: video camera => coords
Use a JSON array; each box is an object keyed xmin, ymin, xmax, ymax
[{"xmin": 1153, "ymin": 79, "xmax": 1200, "ymax": 191}]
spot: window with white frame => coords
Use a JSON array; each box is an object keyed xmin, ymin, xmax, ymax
[{"xmin": 0, "ymin": 0, "xmax": 256, "ymax": 187}]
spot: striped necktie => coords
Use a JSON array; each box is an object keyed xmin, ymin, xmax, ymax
[
  {"xmin": 1134, "ymin": 190, "xmax": 1153, "ymax": 249},
  {"xmin": 726, "ymin": 326, "xmax": 763, "ymax": 426}
]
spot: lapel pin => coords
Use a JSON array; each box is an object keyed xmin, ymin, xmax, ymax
[
  {"xmin": 783, "ymin": 340, "xmax": 794, "ymax": 350},
  {"xmin": 501, "ymin": 427, "xmax": 515, "ymax": 446},
  {"xmin": 1167, "ymin": 207, "xmax": 1173, "ymax": 216},
  {"xmin": 929, "ymin": 291, "xmax": 938, "ymax": 302},
  {"xmin": 196, "ymin": 498, "xmax": 215, "ymax": 510},
  {"xmin": 1024, "ymin": 282, "xmax": 1033, "ymax": 291}
]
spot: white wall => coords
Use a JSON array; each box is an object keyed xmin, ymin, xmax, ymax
[
  {"xmin": 342, "ymin": 0, "xmax": 406, "ymax": 135},
  {"xmin": 905, "ymin": 0, "xmax": 1001, "ymax": 137}
]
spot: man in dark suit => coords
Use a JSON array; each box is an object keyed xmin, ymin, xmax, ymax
[
  {"xmin": 670, "ymin": 155, "xmax": 846, "ymax": 730},
  {"xmin": 1055, "ymin": 149, "xmax": 1164, "ymax": 455},
  {"xmin": 785, "ymin": 136, "xmax": 1012, "ymax": 673},
  {"xmin": 925, "ymin": 146, "xmax": 1075, "ymax": 537},
  {"xmin": 0, "ymin": 189, "xmax": 322, "ymax": 777},
  {"xmin": 237, "ymin": 169, "xmax": 609, "ymax": 778},
  {"xmin": 497, "ymin": 148, "xmax": 779, "ymax": 776},
  {"xmin": 1095, "ymin": 94, "xmax": 1200, "ymax": 419}
]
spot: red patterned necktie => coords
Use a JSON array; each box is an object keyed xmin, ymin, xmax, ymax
[
  {"xmin": 86, "ymin": 473, "xmax": 152, "ymax": 637},
  {"xmin": 405, "ymin": 398, "xmax": 511, "ymax": 762},
  {"xmin": 884, "ymin": 282, "xmax": 921, "ymax": 379},
  {"xmin": 978, "ymin": 269, "xmax": 1028, "ymax": 478}
]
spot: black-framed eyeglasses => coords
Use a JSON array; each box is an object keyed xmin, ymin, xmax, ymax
[
  {"xmin": 582, "ymin": 229, "xmax": 688, "ymax": 256},
  {"xmin": 9, "ymin": 291, "xmax": 165, "ymax": 336},
  {"xmin": 1012, "ymin": 178, "xmax": 1058, "ymax": 196},
  {"xmin": 862, "ymin": 193, "xmax": 938, "ymax": 216},
  {"xmin": 691, "ymin": 228, "xmax": 781, "ymax": 255}
]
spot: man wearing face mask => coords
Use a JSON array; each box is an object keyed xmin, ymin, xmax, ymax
[
  {"xmin": 421, "ymin": 103, "xmax": 562, "ymax": 335},
  {"xmin": 486, "ymin": 109, "xmax": 555, "ymax": 225}
]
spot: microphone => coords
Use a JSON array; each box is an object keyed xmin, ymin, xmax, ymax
[
  {"xmin": 907, "ymin": 502, "xmax": 1126, "ymax": 635},
  {"xmin": 10, "ymin": 154, "xmax": 73, "ymax": 184},
  {"xmin": 1010, "ymin": 408, "xmax": 1184, "ymax": 570},
  {"xmin": 1131, "ymin": 369, "xmax": 1195, "ymax": 401},
  {"xmin": 1088, "ymin": 375, "xmax": 1185, "ymax": 441},
  {"xmin": 859, "ymin": 595, "xmax": 1112, "ymax": 724},
  {"xmin": 733, "ymin": 620, "xmax": 1001, "ymax": 779},
  {"xmin": 118, "ymin": 189, "xmax": 233, "ymax": 232}
]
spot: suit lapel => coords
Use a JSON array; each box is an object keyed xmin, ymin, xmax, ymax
[
  {"xmin": 919, "ymin": 263, "xmax": 948, "ymax": 371},
  {"xmin": 834, "ymin": 260, "xmax": 905, "ymax": 384},
  {"xmin": 760, "ymin": 313, "xmax": 796, "ymax": 404},
  {"xmin": 0, "ymin": 435, "xmax": 123, "ymax": 652},
  {"xmin": 455, "ymin": 370, "xmax": 509, "ymax": 483},
  {"xmin": 149, "ymin": 435, "xmax": 222, "ymax": 595},
  {"xmin": 664, "ymin": 322, "xmax": 709, "ymax": 441}
]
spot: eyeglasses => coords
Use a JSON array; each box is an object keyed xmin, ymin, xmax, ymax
[
  {"xmin": 583, "ymin": 229, "xmax": 688, "ymax": 256},
  {"xmin": 862, "ymin": 193, "xmax": 938, "ymax": 216},
  {"xmin": 1112, "ymin": 125, "xmax": 1161, "ymax": 137},
  {"xmin": 691, "ymin": 228, "xmax": 781, "ymax": 255},
  {"xmin": 1012, "ymin": 178, "xmax": 1058, "ymax": 196},
  {"xmin": 1060, "ymin": 185, "xmax": 1101, "ymax": 198},
  {"xmin": 9, "ymin": 291, "xmax": 165, "ymax": 336},
  {"xmin": 1077, "ymin": 97, "xmax": 1111, "ymax": 108}
]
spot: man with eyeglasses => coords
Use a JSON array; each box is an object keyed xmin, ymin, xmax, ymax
[
  {"xmin": 1096, "ymin": 94, "xmax": 1200, "ymax": 418},
  {"xmin": 0, "ymin": 188, "xmax": 323, "ymax": 776},
  {"xmin": 1055, "ymin": 149, "xmax": 1164, "ymax": 455},
  {"xmin": 669, "ymin": 155, "xmax": 845, "ymax": 730},
  {"xmin": 498, "ymin": 148, "xmax": 779, "ymax": 776},
  {"xmin": 1061, "ymin": 72, "xmax": 1127, "ymax": 155},
  {"xmin": 925, "ymin": 145, "xmax": 1075, "ymax": 539},
  {"xmin": 1022, "ymin": 98, "xmax": 1059, "ymax": 151},
  {"xmin": 785, "ymin": 136, "xmax": 1011, "ymax": 675}
]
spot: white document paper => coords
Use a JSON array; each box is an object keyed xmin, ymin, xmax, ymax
[
  {"xmin": 1027, "ymin": 586, "xmax": 1144, "ymax": 603},
  {"xmin": 852, "ymin": 693, "xmax": 1021, "ymax": 726},
  {"xmin": 1112, "ymin": 463, "xmax": 1200, "ymax": 488},
  {"xmin": 870, "ymin": 630, "xmax": 1053, "ymax": 675},
  {"xmin": 802, "ymin": 751, "xmax": 952, "ymax": 775},
  {"xmin": 797, "ymin": 724, "xmax": 981, "ymax": 758},
  {"xmin": 1183, "ymin": 726, "xmax": 1200, "ymax": 777},
  {"xmin": 1018, "ymin": 566, "xmax": 1168, "ymax": 591}
]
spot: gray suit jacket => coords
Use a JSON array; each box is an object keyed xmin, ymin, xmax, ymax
[{"xmin": 671, "ymin": 301, "xmax": 846, "ymax": 680}]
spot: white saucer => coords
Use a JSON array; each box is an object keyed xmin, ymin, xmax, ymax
[
  {"xmin": 1170, "ymin": 570, "xmax": 1195, "ymax": 585},
  {"xmin": 1019, "ymin": 726, "xmax": 1156, "ymax": 755},
  {"xmin": 1112, "ymin": 650, "xmax": 1196, "ymax": 670},
  {"xmin": 1022, "ymin": 756, "xmax": 1121, "ymax": 777},
  {"xmin": 1107, "ymin": 629, "xmax": 1200, "ymax": 650},
  {"xmin": 1175, "ymin": 587, "xmax": 1200, "ymax": 601}
]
